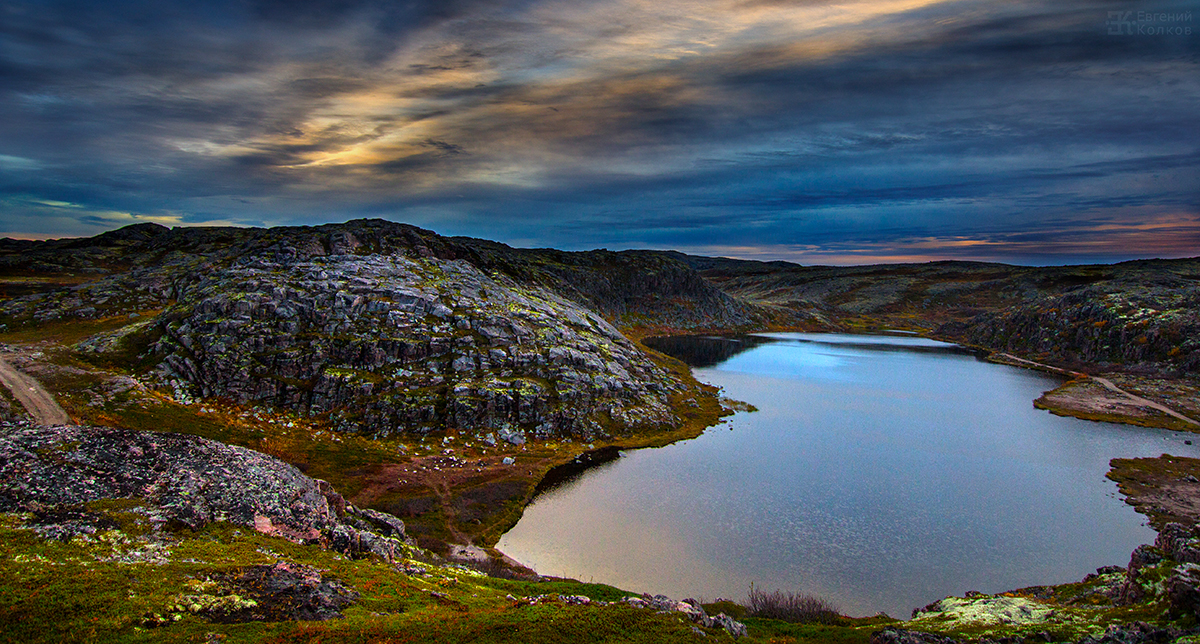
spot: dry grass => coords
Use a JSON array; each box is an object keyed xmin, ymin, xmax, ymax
[{"xmin": 747, "ymin": 585, "xmax": 844, "ymax": 625}]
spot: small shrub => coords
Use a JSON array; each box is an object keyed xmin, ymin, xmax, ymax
[
  {"xmin": 746, "ymin": 584, "xmax": 844, "ymax": 625},
  {"xmin": 459, "ymin": 556, "xmax": 537, "ymax": 581}
]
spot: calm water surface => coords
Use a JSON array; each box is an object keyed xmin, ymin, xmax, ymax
[{"xmin": 497, "ymin": 333, "xmax": 1195, "ymax": 618}]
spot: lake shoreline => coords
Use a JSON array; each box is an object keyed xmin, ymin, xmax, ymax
[{"xmin": 498, "ymin": 331, "xmax": 1198, "ymax": 620}]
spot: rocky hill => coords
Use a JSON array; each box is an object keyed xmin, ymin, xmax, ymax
[
  {"xmin": 0, "ymin": 219, "xmax": 768, "ymax": 442},
  {"xmin": 3, "ymin": 221, "xmax": 1194, "ymax": 443},
  {"xmin": 950, "ymin": 264, "xmax": 1200, "ymax": 374},
  {"xmin": 454, "ymin": 240, "xmax": 780, "ymax": 330},
  {"xmin": 687, "ymin": 256, "xmax": 1200, "ymax": 376}
]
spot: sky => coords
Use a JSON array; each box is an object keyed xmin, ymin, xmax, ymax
[{"xmin": 0, "ymin": 0, "xmax": 1197, "ymax": 265}]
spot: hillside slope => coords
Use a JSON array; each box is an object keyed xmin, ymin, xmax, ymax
[
  {"xmin": 0, "ymin": 219, "xmax": 769, "ymax": 441},
  {"xmin": 687, "ymin": 256, "xmax": 1200, "ymax": 376}
]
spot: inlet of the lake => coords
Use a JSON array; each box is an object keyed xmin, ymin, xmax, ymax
[{"xmin": 496, "ymin": 333, "xmax": 1195, "ymax": 618}]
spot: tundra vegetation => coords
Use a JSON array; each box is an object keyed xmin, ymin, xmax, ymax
[{"xmin": 0, "ymin": 220, "xmax": 1198, "ymax": 642}]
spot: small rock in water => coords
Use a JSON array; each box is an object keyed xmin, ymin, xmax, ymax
[{"xmin": 502, "ymin": 457, "xmax": 516, "ymax": 465}]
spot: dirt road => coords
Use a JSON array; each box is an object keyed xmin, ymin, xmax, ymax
[
  {"xmin": 998, "ymin": 352, "xmax": 1200, "ymax": 428},
  {"xmin": 1090, "ymin": 375, "xmax": 1200, "ymax": 428},
  {"xmin": 0, "ymin": 355, "xmax": 71, "ymax": 425}
]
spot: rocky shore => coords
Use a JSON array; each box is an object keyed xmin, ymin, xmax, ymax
[{"xmin": 873, "ymin": 520, "xmax": 1200, "ymax": 644}]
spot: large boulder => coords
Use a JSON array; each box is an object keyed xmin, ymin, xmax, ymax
[{"xmin": 0, "ymin": 422, "xmax": 407, "ymax": 560}]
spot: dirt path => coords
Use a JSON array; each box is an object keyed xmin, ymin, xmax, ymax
[
  {"xmin": 1090, "ymin": 375, "xmax": 1200, "ymax": 428},
  {"xmin": 0, "ymin": 354, "xmax": 71, "ymax": 425},
  {"xmin": 997, "ymin": 352, "xmax": 1200, "ymax": 428}
]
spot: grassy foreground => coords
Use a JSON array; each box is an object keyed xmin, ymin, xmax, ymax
[{"xmin": 0, "ymin": 503, "xmax": 895, "ymax": 644}]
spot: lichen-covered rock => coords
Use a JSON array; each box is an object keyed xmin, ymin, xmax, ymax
[
  {"xmin": 1167, "ymin": 563, "xmax": 1200, "ymax": 618},
  {"xmin": 955, "ymin": 279, "xmax": 1200, "ymax": 374},
  {"xmin": 910, "ymin": 595, "xmax": 1057, "ymax": 626},
  {"xmin": 0, "ymin": 423, "xmax": 408, "ymax": 560},
  {"xmin": 147, "ymin": 251, "xmax": 684, "ymax": 440},
  {"xmin": 214, "ymin": 562, "xmax": 360, "ymax": 622},
  {"xmin": 1077, "ymin": 622, "xmax": 1198, "ymax": 644},
  {"xmin": 1155, "ymin": 523, "xmax": 1200, "ymax": 565},
  {"xmin": 159, "ymin": 563, "xmax": 360, "ymax": 624},
  {"xmin": 0, "ymin": 219, "xmax": 744, "ymax": 442},
  {"xmin": 871, "ymin": 628, "xmax": 966, "ymax": 644},
  {"xmin": 623, "ymin": 594, "xmax": 747, "ymax": 638},
  {"xmin": 1116, "ymin": 544, "xmax": 1166, "ymax": 604}
]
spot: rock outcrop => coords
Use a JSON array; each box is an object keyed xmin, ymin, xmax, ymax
[
  {"xmin": 212, "ymin": 562, "xmax": 361, "ymax": 623},
  {"xmin": 875, "ymin": 622, "xmax": 1200, "ymax": 644},
  {"xmin": 148, "ymin": 251, "xmax": 683, "ymax": 439},
  {"xmin": 0, "ymin": 422, "xmax": 410, "ymax": 560},
  {"xmin": 957, "ymin": 274, "xmax": 1200, "ymax": 375},
  {"xmin": 622, "ymin": 594, "xmax": 748, "ymax": 638},
  {"xmin": 0, "ymin": 219, "xmax": 751, "ymax": 441}
]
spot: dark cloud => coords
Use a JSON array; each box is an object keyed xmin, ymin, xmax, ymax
[{"xmin": 0, "ymin": 0, "xmax": 1196, "ymax": 263}]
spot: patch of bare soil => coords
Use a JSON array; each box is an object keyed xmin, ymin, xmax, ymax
[
  {"xmin": 350, "ymin": 452, "xmax": 554, "ymax": 547},
  {"xmin": 1035, "ymin": 377, "xmax": 1200, "ymax": 432},
  {"xmin": 1035, "ymin": 379, "xmax": 1190, "ymax": 430},
  {"xmin": 1106, "ymin": 374, "xmax": 1200, "ymax": 421},
  {"xmin": 1109, "ymin": 455, "xmax": 1200, "ymax": 530},
  {"xmin": 0, "ymin": 348, "xmax": 71, "ymax": 425}
]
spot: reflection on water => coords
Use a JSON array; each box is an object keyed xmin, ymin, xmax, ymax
[
  {"xmin": 642, "ymin": 334, "xmax": 773, "ymax": 367},
  {"xmin": 531, "ymin": 446, "xmax": 624, "ymax": 498},
  {"xmin": 498, "ymin": 333, "xmax": 1196, "ymax": 618}
]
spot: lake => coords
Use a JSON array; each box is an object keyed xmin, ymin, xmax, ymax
[{"xmin": 496, "ymin": 333, "xmax": 1194, "ymax": 618}]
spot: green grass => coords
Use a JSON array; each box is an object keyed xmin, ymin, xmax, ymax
[
  {"xmin": 0, "ymin": 311, "xmax": 162, "ymax": 346},
  {"xmin": 1037, "ymin": 401, "xmax": 1199, "ymax": 433},
  {"xmin": 3, "ymin": 510, "xmax": 852, "ymax": 644}
]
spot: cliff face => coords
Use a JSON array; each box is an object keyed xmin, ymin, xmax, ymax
[
  {"xmin": 0, "ymin": 219, "xmax": 760, "ymax": 441},
  {"xmin": 953, "ymin": 280, "xmax": 1200, "ymax": 374}
]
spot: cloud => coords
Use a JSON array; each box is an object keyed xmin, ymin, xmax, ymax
[
  {"xmin": 0, "ymin": 0, "xmax": 1196, "ymax": 262},
  {"xmin": 0, "ymin": 154, "xmax": 41, "ymax": 171},
  {"xmin": 675, "ymin": 208, "xmax": 1200, "ymax": 265}
]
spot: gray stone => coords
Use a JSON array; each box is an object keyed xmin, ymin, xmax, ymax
[{"xmin": 0, "ymin": 423, "xmax": 413, "ymax": 561}]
